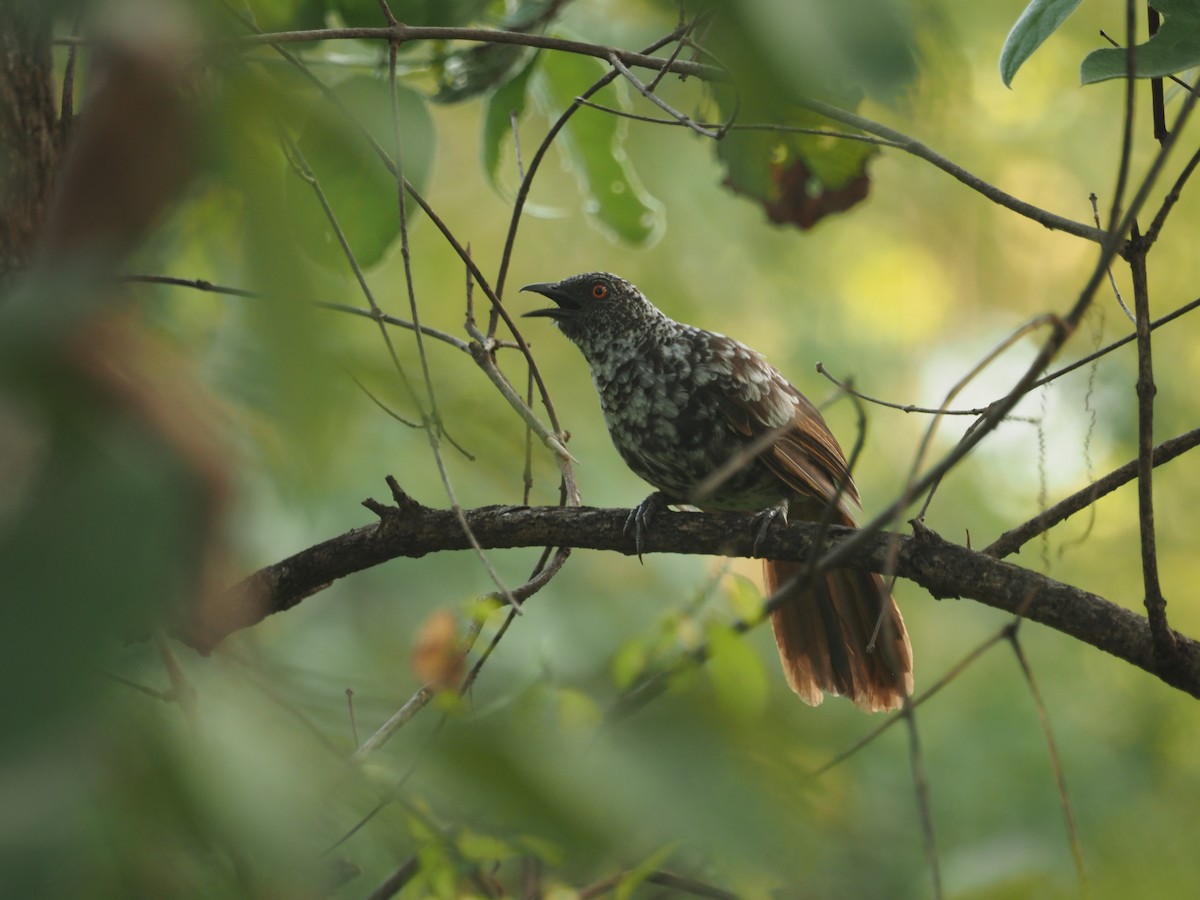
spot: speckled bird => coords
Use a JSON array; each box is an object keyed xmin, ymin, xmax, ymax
[{"xmin": 523, "ymin": 272, "xmax": 912, "ymax": 712}]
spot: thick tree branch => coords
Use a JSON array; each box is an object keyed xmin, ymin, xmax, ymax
[{"xmin": 197, "ymin": 491, "xmax": 1200, "ymax": 700}]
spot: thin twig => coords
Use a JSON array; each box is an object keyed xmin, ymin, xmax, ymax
[
  {"xmin": 214, "ymin": 24, "xmax": 724, "ymax": 83},
  {"xmin": 1105, "ymin": 0, "xmax": 1138, "ymax": 235},
  {"xmin": 1007, "ymin": 631, "xmax": 1089, "ymax": 892},
  {"xmin": 607, "ymin": 52, "xmax": 718, "ymax": 138},
  {"xmin": 905, "ymin": 316, "xmax": 1059, "ymax": 520},
  {"xmin": 1089, "ymin": 192, "xmax": 1134, "ymax": 324},
  {"xmin": 1144, "ymin": 143, "xmax": 1200, "ymax": 246},
  {"xmin": 121, "ymin": 273, "xmax": 478, "ymax": 351},
  {"xmin": 1128, "ymin": 228, "xmax": 1172, "ymax": 657},
  {"xmin": 902, "ymin": 702, "xmax": 942, "ymax": 900},
  {"xmin": 813, "ymin": 295, "xmax": 1200, "ymax": 416},
  {"xmin": 794, "ymin": 96, "xmax": 1107, "ymax": 244}
]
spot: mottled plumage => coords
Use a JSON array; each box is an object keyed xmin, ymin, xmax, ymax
[{"xmin": 523, "ymin": 272, "xmax": 912, "ymax": 711}]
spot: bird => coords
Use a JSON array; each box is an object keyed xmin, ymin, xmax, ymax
[{"xmin": 522, "ymin": 272, "xmax": 912, "ymax": 712}]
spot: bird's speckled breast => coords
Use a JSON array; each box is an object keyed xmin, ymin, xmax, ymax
[{"xmin": 586, "ymin": 324, "xmax": 796, "ymax": 510}]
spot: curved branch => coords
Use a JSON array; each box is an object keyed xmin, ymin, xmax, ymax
[{"xmin": 196, "ymin": 491, "xmax": 1200, "ymax": 700}]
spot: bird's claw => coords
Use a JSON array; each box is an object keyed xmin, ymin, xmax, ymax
[
  {"xmin": 624, "ymin": 492, "xmax": 673, "ymax": 563},
  {"xmin": 751, "ymin": 499, "xmax": 789, "ymax": 557}
]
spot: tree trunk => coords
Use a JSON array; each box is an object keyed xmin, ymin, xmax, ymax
[{"xmin": 0, "ymin": 3, "xmax": 61, "ymax": 281}]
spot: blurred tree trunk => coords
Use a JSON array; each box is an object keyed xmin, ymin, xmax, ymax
[{"xmin": 0, "ymin": 3, "xmax": 61, "ymax": 280}]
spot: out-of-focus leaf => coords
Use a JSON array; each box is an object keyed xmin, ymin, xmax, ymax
[
  {"xmin": 714, "ymin": 0, "xmax": 919, "ymax": 104},
  {"xmin": 331, "ymin": 0, "xmax": 489, "ymax": 28},
  {"xmin": 483, "ymin": 53, "xmax": 539, "ymax": 188},
  {"xmin": 705, "ymin": 624, "xmax": 769, "ymax": 720},
  {"xmin": 715, "ymin": 108, "xmax": 874, "ymax": 229},
  {"xmin": 999, "ymin": 0, "xmax": 1083, "ymax": 87},
  {"xmin": 699, "ymin": 1, "xmax": 900, "ymax": 229},
  {"xmin": 1081, "ymin": 0, "xmax": 1200, "ymax": 84},
  {"xmin": 457, "ymin": 828, "xmax": 517, "ymax": 863},
  {"xmin": 555, "ymin": 687, "xmax": 602, "ymax": 732},
  {"xmin": 609, "ymin": 636, "xmax": 649, "ymax": 690},
  {"xmin": 534, "ymin": 47, "xmax": 664, "ymax": 245},
  {"xmin": 412, "ymin": 609, "xmax": 465, "ymax": 689},
  {"xmin": 433, "ymin": 42, "xmax": 528, "ymax": 104},
  {"xmin": 244, "ymin": 0, "xmax": 327, "ymax": 31},
  {"xmin": 724, "ymin": 573, "xmax": 764, "ymax": 623},
  {"xmin": 215, "ymin": 69, "xmax": 361, "ymax": 483},
  {"xmin": 286, "ymin": 74, "xmax": 435, "ymax": 270}
]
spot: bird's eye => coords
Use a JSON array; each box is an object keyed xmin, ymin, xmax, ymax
[{"xmin": 591, "ymin": 282, "xmax": 608, "ymax": 299}]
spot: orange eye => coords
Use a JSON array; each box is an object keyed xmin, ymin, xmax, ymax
[{"xmin": 591, "ymin": 283, "xmax": 608, "ymax": 299}]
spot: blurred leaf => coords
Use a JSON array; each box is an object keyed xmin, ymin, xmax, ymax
[
  {"xmin": 482, "ymin": 53, "xmax": 539, "ymax": 188},
  {"xmin": 468, "ymin": 594, "xmax": 504, "ymax": 625},
  {"xmin": 331, "ymin": 0, "xmax": 489, "ymax": 27},
  {"xmin": 0, "ymin": 397, "xmax": 207, "ymax": 740},
  {"xmin": 556, "ymin": 687, "xmax": 603, "ymax": 733},
  {"xmin": 724, "ymin": 573, "xmax": 764, "ymax": 622},
  {"xmin": 705, "ymin": 624, "xmax": 769, "ymax": 719},
  {"xmin": 516, "ymin": 834, "xmax": 566, "ymax": 866},
  {"xmin": 215, "ymin": 70, "xmax": 357, "ymax": 482},
  {"xmin": 610, "ymin": 636, "xmax": 649, "ymax": 690},
  {"xmin": 999, "ymin": 0, "xmax": 1083, "ymax": 87},
  {"xmin": 534, "ymin": 46, "xmax": 664, "ymax": 245},
  {"xmin": 244, "ymin": 0, "xmax": 327, "ymax": 31},
  {"xmin": 412, "ymin": 609, "xmax": 465, "ymax": 689},
  {"xmin": 286, "ymin": 74, "xmax": 435, "ymax": 270},
  {"xmin": 710, "ymin": 0, "xmax": 919, "ymax": 103},
  {"xmin": 1081, "ymin": 0, "xmax": 1200, "ymax": 84},
  {"xmin": 702, "ymin": 4, "xmax": 887, "ymax": 228},
  {"xmin": 457, "ymin": 828, "xmax": 517, "ymax": 863},
  {"xmin": 433, "ymin": 42, "xmax": 528, "ymax": 104}
]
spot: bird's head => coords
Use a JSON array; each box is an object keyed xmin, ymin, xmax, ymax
[{"xmin": 521, "ymin": 272, "xmax": 661, "ymax": 354}]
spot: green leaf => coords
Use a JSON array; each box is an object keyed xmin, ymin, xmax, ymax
[
  {"xmin": 243, "ymin": 0, "xmax": 327, "ymax": 31},
  {"xmin": 609, "ymin": 636, "xmax": 649, "ymax": 690},
  {"xmin": 555, "ymin": 687, "xmax": 602, "ymax": 732},
  {"xmin": 726, "ymin": 0, "xmax": 919, "ymax": 102},
  {"xmin": 482, "ymin": 53, "xmax": 539, "ymax": 188},
  {"xmin": 533, "ymin": 46, "xmax": 664, "ymax": 245},
  {"xmin": 701, "ymin": 14, "xmax": 880, "ymax": 230},
  {"xmin": 1000, "ymin": 0, "xmax": 1083, "ymax": 87},
  {"xmin": 286, "ymin": 75, "xmax": 435, "ymax": 270},
  {"xmin": 714, "ymin": 103, "xmax": 875, "ymax": 229},
  {"xmin": 705, "ymin": 624, "xmax": 769, "ymax": 720},
  {"xmin": 433, "ymin": 42, "xmax": 529, "ymax": 104},
  {"xmin": 724, "ymin": 573, "xmax": 765, "ymax": 623},
  {"xmin": 1081, "ymin": 0, "xmax": 1200, "ymax": 84},
  {"xmin": 456, "ymin": 828, "xmax": 516, "ymax": 863}
]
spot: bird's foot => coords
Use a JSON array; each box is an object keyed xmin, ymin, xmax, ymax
[
  {"xmin": 624, "ymin": 492, "xmax": 675, "ymax": 563},
  {"xmin": 751, "ymin": 499, "xmax": 789, "ymax": 557}
]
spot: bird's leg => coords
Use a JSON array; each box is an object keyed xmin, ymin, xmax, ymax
[
  {"xmin": 751, "ymin": 498, "xmax": 789, "ymax": 557},
  {"xmin": 624, "ymin": 491, "xmax": 677, "ymax": 563}
]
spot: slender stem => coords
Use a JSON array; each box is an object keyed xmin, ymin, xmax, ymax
[{"xmin": 1129, "ymin": 230, "xmax": 1172, "ymax": 655}]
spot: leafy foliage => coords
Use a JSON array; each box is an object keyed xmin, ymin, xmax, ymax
[{"xmin": 6, "ymin": 0, "xmax": 1200, "ymax": 897}]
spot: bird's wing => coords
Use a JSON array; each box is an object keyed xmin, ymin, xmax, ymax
[{"xmin": 712, "ymin": 350, "xmax": 860, "ymax": 516}]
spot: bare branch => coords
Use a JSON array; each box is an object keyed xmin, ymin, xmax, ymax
[
  {"xmin": 1128, "ymin": 231, "xmax": 1172, "ymax": 657},
  {"xmin": 197, "ymin": 493, "xmax": 1200, "ymax": 700}
]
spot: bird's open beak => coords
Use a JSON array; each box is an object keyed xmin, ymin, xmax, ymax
[{"xmin": 521, "ymin": 281, "xmax": 577, "ymax": 320}]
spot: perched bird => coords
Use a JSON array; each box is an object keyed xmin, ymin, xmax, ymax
[{"xmin": 522, "ymin": 272, "xmax": 912, "ymax": 712}]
